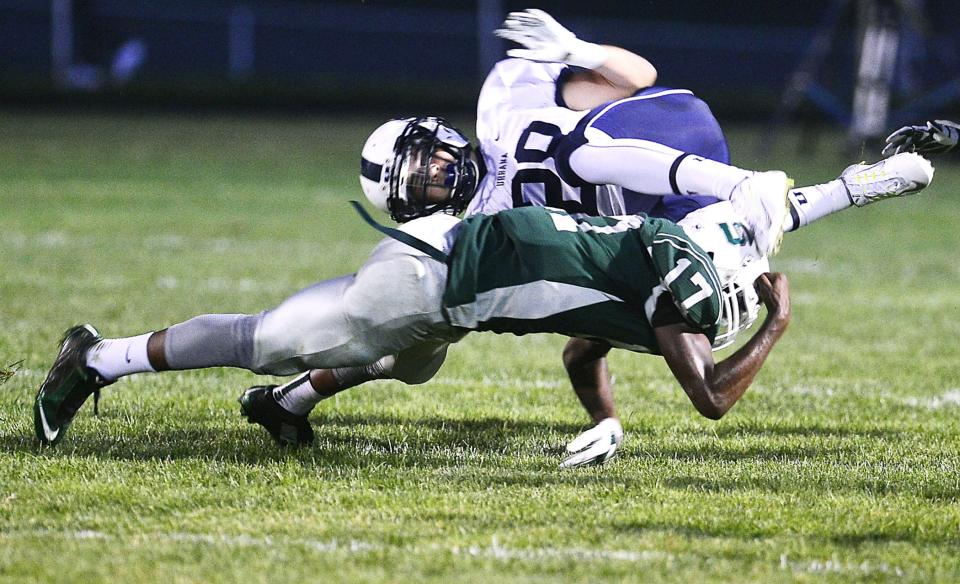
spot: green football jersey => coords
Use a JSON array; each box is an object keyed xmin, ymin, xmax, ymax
[{"xmin": 443, "ymin": 206, "xmax": 722, "ymax": 354}]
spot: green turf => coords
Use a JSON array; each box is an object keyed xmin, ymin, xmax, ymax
[{"xmin": 1, "ymin": 110, "xmax": 958, "ymax": 583}]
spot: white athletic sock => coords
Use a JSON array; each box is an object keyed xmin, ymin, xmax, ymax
[
  {"xmin": 785, "ymin": 180, "xmax": 852, "ymax": 232},
  {"xmin": 673, "ymin": 154, "xmax": 753, "ymax": 199},
  {"xmin": 273, "ymin": 373, "xmax": 327, "ymax": 416},
  {"xmin": 273, "ymin": 359, "xmax": 396, "ymax": 416},
  {"xmin": 569, "ymin": 137, "xmax": 752, "ymax": 198},
  {"xmin": 85, "ymin": 332, "xmax": 156, "ymax": 381}
]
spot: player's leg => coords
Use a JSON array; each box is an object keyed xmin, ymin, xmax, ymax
[
  {"xmin": 273, "ymin": 340, "xmax": 452, "ymax": 414},
  {"xmin": 238, "ymin": 357, "xmax": 398, "ymax": 447},
  {"xmin": 252, "ymin": 244, "xmax": 458, "ymax": 375},
  {"xmin": 239, "ymin": 240, "xmax": 463, "ymax": 446},
  {"xmin": 34, "ymin": 239, "xmax": 459, "ymax": 445},
  {"xmin": 784, "ymin": 152, "xmax": 934, "ymax": 232},
  {"xmin": 555, "ymin": 88, "xmax": 736, "ymax": 196},
  {"xmin": 555, "ymin": 88, "xmax": 789, "ymax": 255},
  {"xmin": 33, "ymin": 311, "xmax": 267, "ymax": 446},
  {"xmin": 40, "ymin": 270, "xmax": 368, "ymax": 402},
  {"xmin": 241, "ymin": 339, "xmax": 453, "ymax": 446}
]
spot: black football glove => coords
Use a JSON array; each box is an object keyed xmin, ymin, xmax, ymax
[{"xmin": 883, "ymin": 119, "xmax": 959, "ymax": 157}]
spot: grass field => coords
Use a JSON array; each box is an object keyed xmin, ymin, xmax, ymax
[{"xmin": 1, "ymin": 109, "xmax": 959, "ymax": 583}]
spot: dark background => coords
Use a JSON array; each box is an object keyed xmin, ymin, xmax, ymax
[{"xmin": 2, "ymin": 0, "xmax": 958, "ymax": 124}]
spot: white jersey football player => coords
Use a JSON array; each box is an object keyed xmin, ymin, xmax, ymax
[
  {"xmin": 469, "ymin": 10, "xmax": 934, "ymax": 239},
  {"xmin": 268, "ymin": 10, "xmax": 936, "ymax": 466},
  {"xmin": 359, "ymin": 10, "xmax": 934, "ymax": 246}
]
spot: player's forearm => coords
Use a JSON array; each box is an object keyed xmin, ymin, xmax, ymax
[
  {"xmin": 699, "ymin": 314, "xmax": 788, "ymax": 418},
  {"xmin": 563, "ymin": 339, "xmax": 616, "ymax": 423},
  {"xmin": 569, "ymin": 362, "xmax": 616, "ymax": 423},
  {"xmin": 594, "ymin": 45, "xmax": 657, "ymax": 92}
]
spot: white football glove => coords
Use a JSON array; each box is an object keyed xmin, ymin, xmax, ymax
[
  {"xmin": 560, "ymin": 417, "xmax": 623, "ymax": 468},
  {"xmin": 883, "ymin": 119, "xmax": 960, "ymax": 157},
  {"xmin": 494, "ymin": 8, "xmax": 608, "ymax": 70}
]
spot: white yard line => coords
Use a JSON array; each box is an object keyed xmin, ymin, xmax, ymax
[
  {"xmin": 767, "ymin": 384, "xmax": 960, "ymax": 410},
  {"xmin": 779, "ymin": 553, "xmax": 906, "ymax": 577},
  {"xmin": 0, "ymin": 529, "xmax": 908, "ymax": 576},
  {"xmin": 451, "ymin": 537, "xmax": 673, "ymax": 563},
  {"xmin": 901, "ymin": 389, "xmax": 960, "ymax": 410},
  {"xmin": 429, "ymin": 375, "xmax": 566, "ymax": 389},
  {"xmin": 8, "ymin": 365, "xmax": 960, "ymax": 412}
]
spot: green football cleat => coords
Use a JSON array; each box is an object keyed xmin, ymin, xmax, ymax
[
  {"xmin": 33, "ymin": 324, "xmax": 112, "ymax": 446},
  {"xmin": 239, "ymin": 385, "xmax": 314, "ymax": 447}
]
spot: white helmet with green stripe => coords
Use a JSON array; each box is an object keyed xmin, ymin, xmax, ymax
[{"xmin": 678, "ymin": 201, "xmax": 768, "ymax": 350}]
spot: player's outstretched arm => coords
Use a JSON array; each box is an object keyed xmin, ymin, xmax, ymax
[
  {"xmin": 494, "ymin": 8, "xmax": 656, "ymax": 110},
  {"xmin": 655, "ymin": 273, "xmax": 790, "ymax": 420},
  {"xmin": 563, "ymin": 338, "xmax": 616, "ymax": 422},
  {"xmin": 564, "ymin": 47, "xmax": 658, "ymax": 110},
  {"xmin": 559, "ymin": 338, "xmax": 623, "ymax": 468},
  {"xmin": 883, "ymin": 120, "xmax": 960, "ymax": 157}
]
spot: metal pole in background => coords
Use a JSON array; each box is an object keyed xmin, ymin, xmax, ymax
[
  {"xmin": 848, "ymin": 0, "xmax": 900, "ymax": 146},
  {"xmin": 228, "ymin": 5, "xmax": 255, "ymax": 81},
  {"xmin": 477, "ymin": 0, "xmax": 503, "ymax": 82},
  {"xmin": 50, "ymin": 0, "xmax": 74, "ymax": 84},
  {"xmin": 760, "ymin": 0, "xmax": 852, "ymax": 155}
]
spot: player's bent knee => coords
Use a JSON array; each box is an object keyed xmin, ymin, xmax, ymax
[
  {"xmin": 389, "ymin": 361, "xmax": 442, "ymax": 385},
  {"xmin": 389, "ymin": 342, "xmax": 449, "ymax": 385}
]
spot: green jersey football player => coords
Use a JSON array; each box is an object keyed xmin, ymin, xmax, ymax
[{"xmin": 34, "ymin": 205, "xmax": 791, "ymax": 469}]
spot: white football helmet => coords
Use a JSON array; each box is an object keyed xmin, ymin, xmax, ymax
[
  {"xmin": 360, "ymin": 116, "xmax": 479, "ymax": 223},
  {"xmin": 678, "ymin": 201, "xmax": 769, "ymax": 350}
]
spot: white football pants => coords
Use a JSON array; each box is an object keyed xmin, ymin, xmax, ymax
[{"xmin": 252, "ymin": 237, "xmax": 465, "ymax": 380}]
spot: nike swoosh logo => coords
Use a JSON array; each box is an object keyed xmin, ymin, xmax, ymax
[
  {"xmin": 38, "ymin": 401, "xmax": 60, "ymax": 442},
  {"xmin": 125, "ymin": 344, "xmax": 132, "ymax": 364}
]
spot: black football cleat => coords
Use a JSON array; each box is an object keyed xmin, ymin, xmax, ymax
[
  {"xmin": 239, "ymin": 385, "xmax": 314, "ymax": 447},
  {"xmin": 33, "ymin": 324, "xmax": 113, "ymax": 446}
]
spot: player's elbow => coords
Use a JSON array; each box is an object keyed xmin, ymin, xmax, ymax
[
  {"xmin": 683, "ymin": 381, "xmax": 729, "ymax": 420},
  {"xmin": 696, "ymin": 401, "xmax": 726, "ymax": 421},
  {"xmin": 613, "ymin": 68, "xmax": 656, "ymax": 95},
  {"xmin": 619, "ymin": 54, "xmax": 657, "ymax": 91},
  {"xmin": 604, "ymin": 46, "xmax": 658, "ymax": 91},
  {"xmin": 631, "ymin": 62, "xmax": 657, "ymax": 90}
]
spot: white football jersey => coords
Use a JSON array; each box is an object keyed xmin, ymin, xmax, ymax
[{"xmin": 467, "ymin": 58, "xmax": 624, "ymax": 216}]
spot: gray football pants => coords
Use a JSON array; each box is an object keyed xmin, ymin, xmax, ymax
[{"xmin": 163, "ymin": 239, "xmax": 466, "ymax": 383}]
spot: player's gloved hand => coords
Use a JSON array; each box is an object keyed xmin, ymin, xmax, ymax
[
  {"xmin": 560, "ymin": 417, "xmax": 623, "ymax": 468},
  {"xmin": 883, "ymin": 120, "xmax": 960, "ymax": 157},
  {"xmin": 494, "ymin": 8, "xmax": 608, "ymax": 70}
]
